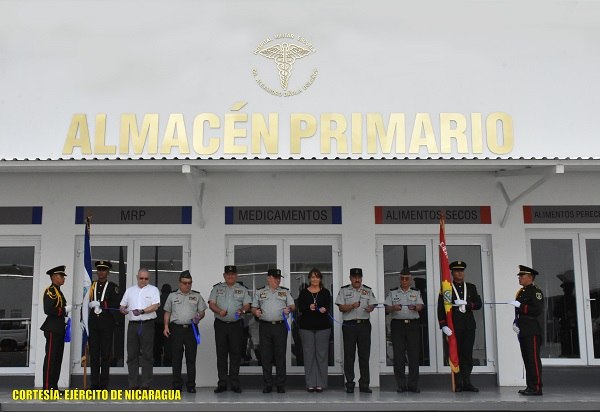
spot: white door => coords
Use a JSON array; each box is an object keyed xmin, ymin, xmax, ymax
[
  {"xmin": 226, "ymin": 235, "xmax": 342, "ymax": 375},
  {"xmin": 71, "ymin": 236, "xmax": 190, "ymax": 375},
  {"xmin": 376, "ymin": 235, "xmax": 496, "ymax": 375},
  {"xmin": 528, "ymin": 230, "xmax": 600, "ymax": 366}
]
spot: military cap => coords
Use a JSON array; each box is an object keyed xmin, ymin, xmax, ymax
[
  {"xmin": 267, "ymin": 268, "xmax": 283, "ymax": 277},
  {"xmin": 180, "ymin": 269, "xmax": 192, "ymax": 279},
  {"xmin": 46, "ymin": 265, "xmax": 67, "ymax": 276},
  {"xmin": 224, "ymin": 265, "xmax": 237, "ymax": 273},
  {"xmin": 400, "ymin": 267, "xmax": 412, "ymax": 276},
  {"xmin": 518, "ymin": 265, "xmax": 539, "ymax": 277},
  {"xmin": 95, "ymin": 260, "xmax": 112, "ymax": 270},
  {"xmin": 350, "ymin": 268, "xmax": 363, "ymax": 277},
  {"xmin": 449, "ymin": 261, "xmax": 467, "ymax": 270}
]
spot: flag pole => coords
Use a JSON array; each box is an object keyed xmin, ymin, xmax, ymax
[
  {"xmin": 81, "ymin": 215, "xmax": 93, "ymax": 389},
  {"xmin": 83, "ymin": 345, "xmax": 88, "ymax": 389}
]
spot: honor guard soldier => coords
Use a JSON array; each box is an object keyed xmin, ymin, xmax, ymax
[
  {"xmin": 88, "ymin": 260, "xmax": 120, "ymax": 390},
  {"xmin": 385, "ymin": 268, "xmax": 424, "ymax": 393},
  {"xmin": 251, "ymin": 268, "xmax": 295, "ymax": 394},
  {"xmin": 335, "ymin": 268, "xmax": 377, "ymax": 393},
  {"xmin": 510, "ymin": 265, "xmax": 544, "ymax": 396},
  {"xmin": 163, "ymin": 270, "xmax": 207, "ymax": 393},
  {"xmin": 41, "ymin": 265, "xmax": 71, "ymax": 390},
  {"xmin": 437, "ymin": 261, "xmax": 482, "ymax": 392},
  {"xmin": 209, "ymin": 265, "xmax": 251, "ymax": 394}
]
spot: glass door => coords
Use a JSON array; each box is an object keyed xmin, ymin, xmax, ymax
[
  {"xmin": 377, "ymin": 235, "xmax": 495, "ymax": 375},
  {"xmin": 581, "ymin": 235, "xmax": 600, "ymax": 365},
  {"xmin": 72, "ymin": 236, "xmax": 190, "ymax": 375},
  {"xmin": 227, "ymin": 236, "xmax": 342, "ymax": 375}
]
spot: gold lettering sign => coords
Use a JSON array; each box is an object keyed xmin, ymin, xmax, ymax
[{"xmin": 63, "ymin": 111, "xmax": 514, "ymax": 157}]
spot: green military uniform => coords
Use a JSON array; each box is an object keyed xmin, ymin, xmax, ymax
[
  {"xmin": 252, "ymin": 269, "xmax": 295, "ymax": 391},
  {"xmin": 164, "ymin": 284, "xmax": 207, "ymax": 391},
  {"xmin": 209, "ymin": 271, "xmax": 252, "ymax": 391}
]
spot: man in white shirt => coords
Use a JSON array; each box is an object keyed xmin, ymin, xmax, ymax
[{"xmin": 120, "ymin": 268, "xmax": 160, "ymax": 389}]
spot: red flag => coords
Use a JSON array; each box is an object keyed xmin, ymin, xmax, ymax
[{"xmin": 439, "ymin": 215, "xmax": 460, "ymax": 373}]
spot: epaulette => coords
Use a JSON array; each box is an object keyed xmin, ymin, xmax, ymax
[
  {"xmin": 411, "ymin": 287, "xmax": 419, "ymax": 291},
  {"xmin": 257, "ymin": 286, "xmax": 266, "ymax": 291},
  {"xmin": 191, "ymin": 289, "xmax": 200, "ymax": 294},
  {"xmin": 280, "ymin": 286, "xmax": 289, "ymax": 290},
  {"xmin": 341, "ymin": 284, "xmax": 351, "ymax": 289},
  {"xmin": 236, "ymin": 281, "xmax": 249, "ymax": 289},
  {"xmin": 212, "ymin": 282, "xmax": 223, "ymax": 288},
  {"xmin": 362, "ymin": 284, "xmax": 372, "ymax": 289},
  {"xmin": 390, "ymin": 287, "xmax": 399, "ymax": 291}
]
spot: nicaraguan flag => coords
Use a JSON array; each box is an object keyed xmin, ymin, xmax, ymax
[{"xmin": 81, "ymin": 217, "xmax": 93, "ymax": 358}]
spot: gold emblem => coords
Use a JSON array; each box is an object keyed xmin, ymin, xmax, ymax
[{"xmin": 252, "ymin": 34, "xmax": 318, "ymax": 97}]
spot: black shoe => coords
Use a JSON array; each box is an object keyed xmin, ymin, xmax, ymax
[
  {"xmin": 345, "ymin": 386, "xmax": 354, "ymax": 393},
  {"xmin": 231, "ymin": 387, "xmax": 242, "ymax": 393},
  {"xmin": 262, "ymin": 386, "xmax": 272, "ymax": 394},
  {"xmin": 315, "ymin": 387, "xmax": 323, "ymax": 393},
  {"xmin": 307, "ymin": 387, "xmax": 315, "ymax": 392},
  {"xmin": 187, "ymin": 386, "xmax": 196, "ymax": 393},
  {"xmin": 463, "ymin": 383, "xmax": 479, "ymax": 392},
  {"xmin": 359, "ymin": 387, "xmax": 372, "ymax": 393},
  {"xmin": 277, "ymin": 386, "xmax": 285, "ymax": 393},
  {"xmin": 521, "ymin": 388, "xmax": 542, "ymax": 396},
  {"xmin": 396, "ymin": 386, "xmax": 407, "ymax": 393},
  {"xmin": 214, "ymin": 386, "xmax": 227, "ymax": 393},
  {"xmin": 518, "ymin": 387, "xmax": 529, "ymax": 394},
  {"xmin": 408, "ymin": 386, "xmax": 421, "ymax": 393}
]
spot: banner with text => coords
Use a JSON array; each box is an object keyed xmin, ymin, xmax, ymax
[
  {"xmin": 75, "ymin": 206, "xmax": 192, "ymax": 224},
  {"xmin": 0, "ymin": 207, "xmax": 42, "ymax": 224},
  {"xmin": 225, "ymin": 206, "xmax": 341, "ymax": 225},
  {"xmin": 523, "ymin": 205, "xmax": 600, "ymax": 224},
  {"xmin": 375, "ymin": 206, "xmax": 491, "ymax": 224}
]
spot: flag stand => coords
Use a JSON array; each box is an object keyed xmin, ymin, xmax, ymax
[
  {"xmin": 82, "ymin": 345, "xmax": 88, "ymax": 389},
  {"xmin": 451, "ymin": 371, "xmax": 456, "ymax": 392}
]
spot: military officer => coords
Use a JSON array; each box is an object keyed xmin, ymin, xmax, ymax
[
  {"xmin": 510, "ymin": 265, "xmax": 544, "ymax": 396},
  {"xmin": 209, "ymin": 265, "xmax": 251, "ymax": 394},
  {"xmin": 385, "ymin": 268, "xmax": 424, "ymax": 393},
  {"xmin": 335, "ymin": 268, "xmax": 377, "ymax": 393},
  {"xmin": 41, "ymin": 265, "xmax": 71, "ymax": 390},
  {"xmin": 88, "ymin": 260, "xmax": 120, "ymax": 390},
  {"xmin": 251, "ymin": 268, "xmax": 295, "ymax": 394},
  {"xmin": 163, "ymin": 270, "xmax": 207, "ymax": 393},
  {"xmin": 436, "ymin": 260, "xmax": 482, "ymax": 392}
]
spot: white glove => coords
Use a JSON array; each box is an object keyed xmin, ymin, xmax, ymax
[
  {"xmin": 94, "ymin": 307, "xmax": 103, "ymax": 315},
  {"xmin": 454, "ymin": 299, "xmax": 467, "ymax": 306},
  {"xmin": 512, "ymin": 323, "xmax": 520, "ymax": 334},
  {"xmin": 442, "ymin": 326, "xmax": 453, "ymax": 336},
  {"xmin": 509, "ymin": 300, "xmax": 521, "ymax": 308},
  {"xmin": 64, "ymin": 305, "xmax": 72, "ymax": 314},
  {"xmin": 88, "ymin": 301, "xmax": 101, "ymax": 309}
]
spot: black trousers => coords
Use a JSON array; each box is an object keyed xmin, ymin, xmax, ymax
[
  {"xmin": 214, "ymin": 319, "xmax": 244, "ymax": 388},
  {"xmin": 391, "ymin": 319, "xmax": 420, "ymax": 389},
  {"xmin": 43, "ymin": 330, "xmax": 65, "ymax": 390},
  {"xmin": 89, "ymin": 319, "xmax": 115, "ymax": 388},
  {"xmin": 455, "ymin": 327, "xmax": 476, "ymax": 385},
  {"xmin": 259, "ymin": 321, "xmax": 288, "ymax": 387},
  {"xmin": 520, "ymin": 334, "xmax": 543, "ymax": 392},
  {"xmin": 170, "ymin": 324, "xmax": 198, "ymax": 388},
  {"xmin": 342, "ymin": 320, "xmax": 371, "ymax": 388}
]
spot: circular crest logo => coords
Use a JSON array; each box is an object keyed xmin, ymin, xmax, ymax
[{"xmin": 252, "ymin": 33, "xmax": 318, "ymax": 97}]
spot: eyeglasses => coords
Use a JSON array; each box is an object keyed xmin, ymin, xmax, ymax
[
  {"xmin": 180, "ymin": 281, "xmax": 192, "ymax": 285},
  {"xmin": 138, "ymin": 277, "xmax": 149, "ymax": 280}
]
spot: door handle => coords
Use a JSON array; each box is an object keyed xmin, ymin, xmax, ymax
[{"xmin": 586, "ymin": 298, "xmax": 596, "ymax": 301}]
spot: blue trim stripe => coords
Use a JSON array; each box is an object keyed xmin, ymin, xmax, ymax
[
  {"xmin": 181, "ymin": 206, "xmax": 192, "ymax": 224},
  {"xmin": 332, "ymin": 206, "xmax": 342, "ymax": 224},
  {"xmin": 75, "ymin": 207, "xmax": 85, "ymax": 224},
  {"xmin": 32, "ymin": 207, "xmax": 43, "ymax": 224},
  {"xmin": 225, "ymin": 207, "xmax": 234, "ymax": 224}
]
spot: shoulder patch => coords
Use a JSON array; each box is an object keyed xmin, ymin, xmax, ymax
[{"xmin": 536, "ymin": 292, "xmax": 543, "ymax": 300}]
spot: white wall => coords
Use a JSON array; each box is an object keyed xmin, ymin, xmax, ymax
[{"xmin": 3, "ymin": 168, "xmax": 600, "ymax": 387}]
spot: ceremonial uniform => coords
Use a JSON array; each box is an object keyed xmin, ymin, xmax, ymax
[
  {"xmin": 40, "ymin": 265, "xmax": 69, "ymax": 390},
  {"xmin": 88, "ymin": 261, "xmax": 120, "ymax": 389},
  {"xmin": 252, "ymin": 269, "xmax": 295, "ymax": 392},
  {"xmin": 164, "ymin": 284, "xmax": 207, "ymax": 391},
  {"xmin": 386, "ymin": 285, "xmax": 423, "ymax": 391},
  {"xmin": 335, "ymin": 268, "xmax": 377, "ymax": 393},
  {"xmin": 209, "ymin": 269, "xmax": 251, "ymax": 392},
  {"xmin": 436, "ymin": 262, "xmax": 482, "ymax": 391},
  {"xmin": 513, "ymin": 265, "xmax": 544, "ymax": 395}
]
